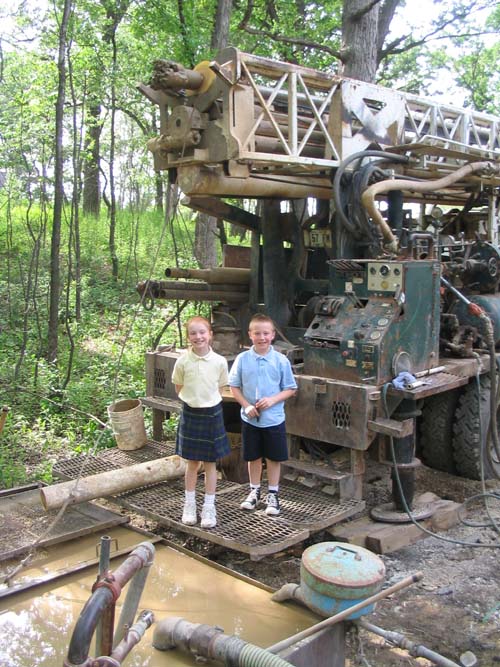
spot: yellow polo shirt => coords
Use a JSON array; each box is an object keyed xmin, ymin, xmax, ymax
[{"xmin": 172, "ymin": 348, "xmax": 229, "ymax": 408}]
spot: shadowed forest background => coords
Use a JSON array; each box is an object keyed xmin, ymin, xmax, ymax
[{"xmin": 1, "ymin": 0, "xmax": 499, "ymax": 488}]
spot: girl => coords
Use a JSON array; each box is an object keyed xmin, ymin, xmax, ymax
[{"xmin": 172, "ymin": 316, "xmax": 230, "ymax": 528}]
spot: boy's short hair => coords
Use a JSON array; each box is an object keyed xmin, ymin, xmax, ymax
[
  {"xmin": 248, "ymin": 313, "xmax": 275, "ymax": 330},
  {"xmin": 185, "ymin": 315, "xmax": 212, "ymax": 333}
]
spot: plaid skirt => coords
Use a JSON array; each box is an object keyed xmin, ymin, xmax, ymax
[{"xmin": 176, "ymin": 402, "xmax": 231, "ymax": 462}]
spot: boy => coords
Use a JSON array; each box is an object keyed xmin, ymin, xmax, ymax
[{"xmin": 229, "ymin": 314, "xmax": 297, "ymax": 516}]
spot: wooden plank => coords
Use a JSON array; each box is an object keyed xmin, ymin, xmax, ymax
[
  {"xmin": 388, "ymin": 372, "xmax": 470, "ymax": 400},
  {"xmin": 365, "ymin": 522, "xmax": 428, "ymax": 554},
  {"xmin": 281, "ymin": 458, "xmax": 351, "ymax": 482},
  {"xmin": 329, "ymin": 497, "xmax": 463, "ymax": 554},
  {"xmin": 368, "ymin": 418, "xmax": 413, "ymax": 438}
]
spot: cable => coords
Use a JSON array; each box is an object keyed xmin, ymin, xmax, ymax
[
  {"xmin": 381, "ymin": 383, "xmax": 500, "ymax": 549},
  {"xmin": 332, "ymin": 149, "xmax": 409, "ymax": 239}
]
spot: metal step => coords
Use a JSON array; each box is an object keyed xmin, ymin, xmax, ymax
[{"xmin": 53, "ymin": 442, "xmax": 365, "ymax": 560}]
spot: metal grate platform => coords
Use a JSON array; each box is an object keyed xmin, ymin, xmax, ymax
[
  {"xmin": 53, "ymin": 441, "xmax": 365, "ymax": 560},
  {"xmin": 0, "ymin": 485, "xmax": 128, "ymax": 561}
]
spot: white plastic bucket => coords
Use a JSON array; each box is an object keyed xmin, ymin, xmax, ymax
[{"xmin": 107, "ymin": 398, "xmax": 147, "ymax": 450}]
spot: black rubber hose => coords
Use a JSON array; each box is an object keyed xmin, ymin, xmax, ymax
[
  {"xmin": 332, "ymin": 150, "xmax": 409, "ymax": 235},
  {"xmin": 66, "ymin": 587, "xmax": 113, "ymax": 665}
]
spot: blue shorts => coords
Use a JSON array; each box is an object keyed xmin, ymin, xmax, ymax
[{"xmin": 241, "ymin": 421, "xmax": 288, "ymax": 462}]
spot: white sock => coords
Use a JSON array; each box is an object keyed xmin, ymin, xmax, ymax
[
  {"xmin": 268, "ymin": 485, "xmax": 279, "ymax": 493},
  {"xmin": 204, "ymin": 493, "xmax": 215, "ymax": 507},
  {"xmin": 185, "ymin": 490, "xmax": 196, "ymax": 504}
]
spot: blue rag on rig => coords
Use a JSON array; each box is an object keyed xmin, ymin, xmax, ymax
[{"xmin": 392, "ymin": 371, "xmax": 417, "ymax": 390}]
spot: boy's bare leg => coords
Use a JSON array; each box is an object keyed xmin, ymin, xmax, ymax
[
  {"xmin": 185, "ymin": 459, "xmax": 200, "ymax": 492},
  {"xmin": 248, "ymin": 458, "xmax": 263, "ymax": 486},
  {"xmin": 265, "ymin": 459, "xmax": 281, "ymax": 487},
  {"xmin": 204, "ymin": 462, "xmax": 217, "ymax": 494}
]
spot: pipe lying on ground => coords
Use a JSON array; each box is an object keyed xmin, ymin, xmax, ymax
[
  {"xmin": 267, "ymin": 572, "xmax": 423, "ymax": 655},
  {"xmin": 153, "ymin": 616, "xmax": 293, "ymax": 667},
  {"xmin": 40, "ymin": 455, "xmax": 187, "ymax": 511},
  {"xmin": 357, "ymin": 619, "xmax": 462, "ymax": 667}
]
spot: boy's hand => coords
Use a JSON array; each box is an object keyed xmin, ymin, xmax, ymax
[
  {"xmin": 244, "ymin": 404, "xmax": 260, "ymax": 418},
  {"xmin": 255, "ymin": 396, "xmax": 274, "ymax": 411}
]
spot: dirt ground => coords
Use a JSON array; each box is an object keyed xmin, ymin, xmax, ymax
[{"xmin": 146, "ymin": 462, "xmax": 500, "ymax": 667}]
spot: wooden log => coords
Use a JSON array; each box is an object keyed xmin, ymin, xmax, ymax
[{"xmin": 40, "ymin": 455, "xmax": 187, "ymax": 511}]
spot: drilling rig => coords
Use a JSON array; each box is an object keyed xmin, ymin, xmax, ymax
[{"xmin": 138, "ymin": 48, "xmax": 500, "ymax": 530}]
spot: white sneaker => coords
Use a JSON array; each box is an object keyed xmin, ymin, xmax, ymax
[
  {"xmin": 182, "ymin": 501, "xmax": 197, "ymax": 525},
  {"xmin": 240, "ymin": 488, "xmax": 261, "ymax": 510},
  {"xmin": 201, "ymin": 504, "xmax": 217, "ymax": 529},
  {"xmin": 265, "ymin": 492, "xmax": 280, "ymax": 516}
]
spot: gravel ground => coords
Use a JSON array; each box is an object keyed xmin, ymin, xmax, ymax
[{"xmin": 148, "ymin": 462, "xmax": 500, "ymax": 667}]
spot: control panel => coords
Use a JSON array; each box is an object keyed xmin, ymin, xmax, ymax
[{"xmin": 367, "ymin": 262, "xmax": 404, "ymax": 293}]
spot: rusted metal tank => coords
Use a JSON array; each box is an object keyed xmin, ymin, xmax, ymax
[{"xmin": 300, "ymin": 542, "xmax": 386, "ymax": 619}]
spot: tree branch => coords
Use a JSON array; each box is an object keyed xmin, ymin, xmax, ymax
[
  {"xmin": 238, "ymin": 0, "xmax": 254, "ymax": 30},
  {"xmin": 239, "ymin": 25, "xmax": 342, "ymax": 58},
  {"xmin": 381, "ymin": 29, "xmax": 499, "ymax": 59},
  {"xmin": 348, "ymin": 0, "xmax": 384, "ymax": 22}
]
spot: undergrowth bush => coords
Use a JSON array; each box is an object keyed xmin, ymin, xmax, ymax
[{"xmin": 0, "ymin": 200, "xmax": 223, "ymax": 488}]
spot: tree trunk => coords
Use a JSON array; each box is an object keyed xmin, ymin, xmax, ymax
[
  {"xmin": 82, "ymin": 104, "xmax": 101, "ymax": 216},
  {"xmin": 341, "ymin": 0, "xmax": 379, "ymax": 82},
  {"xmin": 48, "ymin": 0, "xmax": 73, "ymax": 363},
  {"xmin": 210, "ymin": 0, "xmax": 232, "ymax": 51},
  {"xmin": 194, "ymin": 213, "xmax": 218, "ymax": 268},
  {"xmin": 192, "ymin": 0, "xmax": 233, "ymax": 268}
]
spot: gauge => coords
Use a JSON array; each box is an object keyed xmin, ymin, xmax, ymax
[{"xmin": 379, "ymin": 264, "xmax": 390, "ymax": 276}]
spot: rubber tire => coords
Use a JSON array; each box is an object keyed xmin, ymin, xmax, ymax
[
  {"xmin": 452, "ymin": 375, "xmax": 500, "ymax": 480},
  {"xmin": 419, "ymin": 390, "xmax": 460, "ymax": 474}
]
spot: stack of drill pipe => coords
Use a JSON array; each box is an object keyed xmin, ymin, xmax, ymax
[
  {"xmin": 40, "ymin": 455, "xmax": 187, "ymax": 511},
  {"xmin": 252, "ymin": 109, "xmax": 328, "ymax": 158}
]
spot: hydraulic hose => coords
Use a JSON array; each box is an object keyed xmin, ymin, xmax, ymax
[
  {"xmin": 361, "ymin": 161, "xmax": 500, "ymax": 253},
  {"xmin": 332, "ymin": 149, "xmax": 409, "ymax": 244},
  {"xmin": 440, "ymin": 277, "xmax": 500, "ymax": 474}
]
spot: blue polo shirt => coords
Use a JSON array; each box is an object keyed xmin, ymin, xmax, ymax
[{"xmin": 229, "ymin": 346, "xmax": 297, "ymax": 427}]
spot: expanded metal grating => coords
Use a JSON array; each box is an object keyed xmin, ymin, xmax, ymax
[
  {"xmin": 0, "ymin": 487, "xmax": 127, "ymax": 561},
  {"xmin": 154, "ymin": 368, "xmax": 167, "ymax": 392},
  {"xmin": 52, "ymin": 441, "xmax": 364, "ymax": 559},
  {"xmin": 53, "ymin": 441, "xmax": 175, "ymax": 480},
  {"xmin": 332, "ymin": 400, "xmax": 351, "ymax": 430}
]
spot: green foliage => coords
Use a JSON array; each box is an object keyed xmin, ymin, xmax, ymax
[
  {"xmin": 0, "ymin": 201, "xmax": 218, "ymax": 489},
  {"xmin": 453, "ymin": 42, "xmax": 500, "ymax": 112}
]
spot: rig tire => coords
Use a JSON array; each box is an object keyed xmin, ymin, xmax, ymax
[
  {"xmin": 419, "ymin": 390, "xmax": 460, "ymax": 474},
  {"xmin": 452, "ymin": 374, "xmax": 500, "ymax": 480}
]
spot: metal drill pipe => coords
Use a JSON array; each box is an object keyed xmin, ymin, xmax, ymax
[
  {"xmin": 358, "ymin": 619, "xmax": 462, "ymax": 667},
  {"xmin": 267, "ymin": 572, "xmax": 423, "ymax": 655},
  {"xmin": 164, "ymin": 267, "xmax": 251, "ymax": 285}
]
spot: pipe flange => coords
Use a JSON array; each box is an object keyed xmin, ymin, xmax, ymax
[
  {"xmin": 189, "ymin": 623, "xmax": 224, "ymax": 659},
  {"xmin": 92, "ymin": 574, "xmax": 122, "ymax": 603},
  {"xmin": 370, "ymin": 502, "xmax": 434, "ymax": 524}
]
